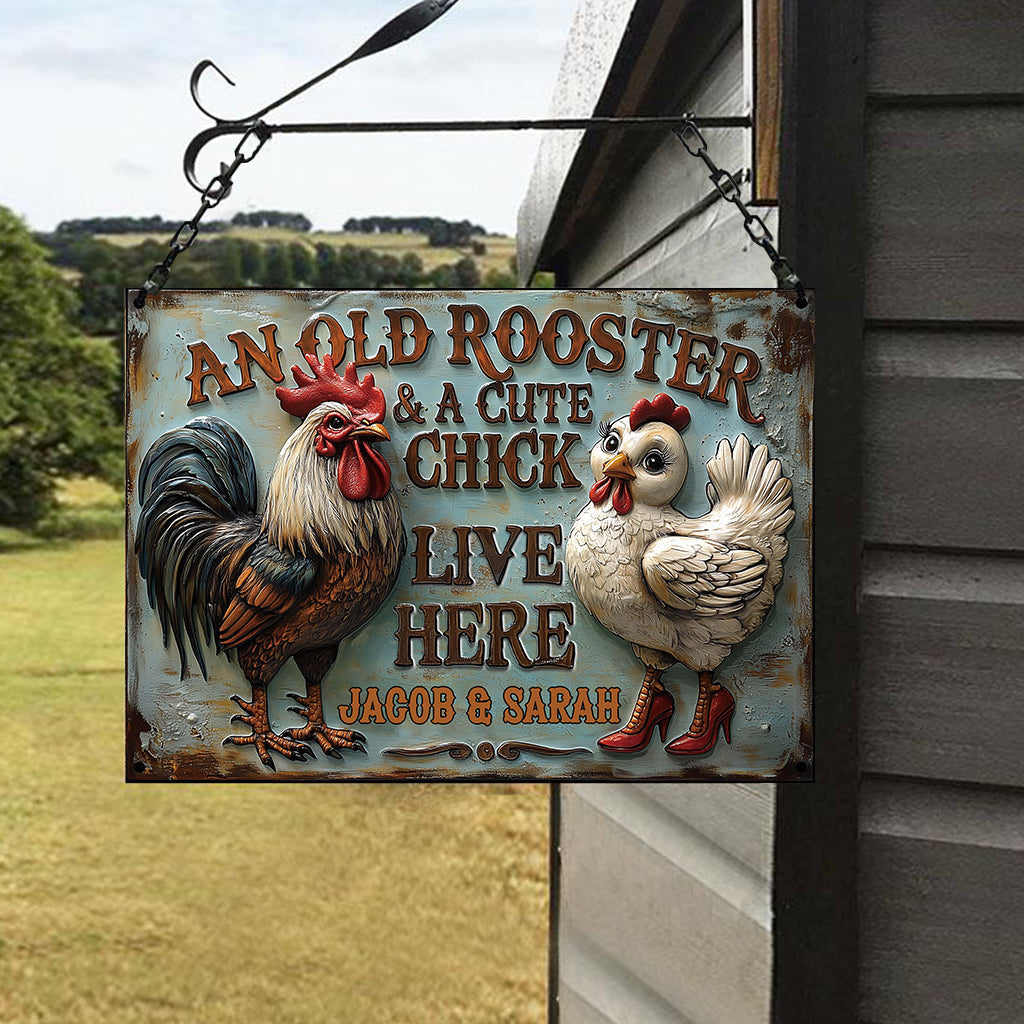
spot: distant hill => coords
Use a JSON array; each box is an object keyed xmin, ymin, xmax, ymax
[{"xmin": 90, "ymin": 226, "xmax": 517, "ymax": 279}]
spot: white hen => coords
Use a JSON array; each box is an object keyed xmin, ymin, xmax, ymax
[{"xmin": 566, "ymin": 393, "xmax": 794, "ymax": 755}]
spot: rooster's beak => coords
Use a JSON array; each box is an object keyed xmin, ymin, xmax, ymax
[
  {"xmin": 353, "ymin": 423, "xmax": 391, "ymax": 442},
  {"xmin": 602, "ymin": 451, "xmax": 636, "ymax": 480}
]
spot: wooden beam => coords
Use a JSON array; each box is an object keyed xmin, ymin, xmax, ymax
[
  {"xmin": 753, "ymin": 0, "xmax": 782, "ymax": 202},
  {"xmin": 773, "ymin": 0, "xmax": 868, "ymax": 1021}
]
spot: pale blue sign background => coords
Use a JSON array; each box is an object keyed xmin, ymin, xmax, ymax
[{"xmin": 126, "ymin": 289, "xmax": 812, "ymax": 780}]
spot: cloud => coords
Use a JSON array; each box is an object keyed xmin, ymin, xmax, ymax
[
  {"xmin": 111, "ymin": 159, "xmax": 155, "ymax": 179},
  {"xmin": 5, "ymin": 42, "xmax": 176, "ymax": 85}
]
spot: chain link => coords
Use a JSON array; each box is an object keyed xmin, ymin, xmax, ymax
[
  {"xmin": 673, "ymin": 116, "xmax": 807, "ymax": 307},
  {"xmin": 133, "ymin": 123, "xmax": 271, "ymax": 308}
]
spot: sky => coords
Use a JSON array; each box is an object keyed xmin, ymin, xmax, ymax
[{"xmin": 0, "ymin": 0, "xmax": 581, "ymax": 234}]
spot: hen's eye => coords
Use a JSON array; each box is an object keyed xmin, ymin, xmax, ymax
[
  {"xmin": 642, "ymin": 450, "xmax": 665, "ymax": 473},
  {"xmin": 326, "ymin": 415, "xmax": 345, "ymax": 430},
  {"xmin": 602, "ymin": 433, "xmax": 620, "ymax": 453}
]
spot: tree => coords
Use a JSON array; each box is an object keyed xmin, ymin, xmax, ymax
[
  {"xmin": 72, "ymin": 237, "xmax": 127, "ymax": 335},
  {"xmin": 313, "ymin": 243, "xmax": 337, "ymax": 288},
  {"xmin": 288, "ymin": 243, "xmax": 313, "ymax": 286},
  {"xmin": 0, "ymin": 206, "xmax": 122, "ymax": 528},
  {"xmin": 238, "ymin": 240, "xmax": 265, "ymax": 283},
  {"xmin": 453, "ymin": 256, "xmax": 481, "ymax": 288},
  {"xmin": 208, "ymin": 238, "xmax": 245, "ymax": 287},
  {"xmin": 398, "ymin": 253, "xmax": 424, "ymax": 288},
  {"xmin": 428, "ymin": 263, "xmax": 458, "ymax": 289},
  {"xmin": 264, "ymin": 244, "xmax": 295, "ymax": 287}
]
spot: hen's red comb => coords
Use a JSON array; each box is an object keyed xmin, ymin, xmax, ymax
[
  {"xmin": 276, "ymin": 354, "xmax": 387, "ymax": 422},
  {"xmin": 629, "ymin": 393, "xmax": 690, "ymax": 433}
]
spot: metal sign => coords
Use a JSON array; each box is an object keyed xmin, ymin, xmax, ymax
[{"xmin": 126, "ymin": 289, "xmax": 813, "ymax": 780}]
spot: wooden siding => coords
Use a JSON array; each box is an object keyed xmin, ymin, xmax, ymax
[
  {"xmin": 860, "ymin": 549, "xmax": 1024, "ymax": 788},
  {"xmin": 863, "ymin": 106, "xmax": 1024, "ymax": 322},
  {"xmin": 867, "ymin": 0, "xmax": 1024, "ymax": 98},
  {"xmin": 859, "ymin": 1, "xmax": 1024, "ymax": 1021},
  {"xmin": 860, "ymin": 778, "xmax": 1024, "ymax": 1024},
  {"xmin": 523, "ymin": 0, "xmax": 1024, "ymax": 1019},
  {"xmin": 559, "ymin": 786, "xmax": 773, "ymax": 1024},
  {"xmin": 863, "ymin": 326, "xmax": 1024, "ymax": 551},
  {"xmin": 565, "ymin": 30, "xmax": 775, "ymax": 288}
]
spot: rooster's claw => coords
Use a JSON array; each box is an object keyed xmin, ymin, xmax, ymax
[
  {"xmin": 282, "ymin": 721, "xmax": 366, "ymax": 759},
  {"xmin": 223, "ymin": 725, "xmax": 313, "ymax": 769}
]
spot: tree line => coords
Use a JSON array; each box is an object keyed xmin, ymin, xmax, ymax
[
  {"xmin": 54, "ymin": 215, "xmax": 230, "ymax": 236},
  {"xmin": 53, "ymin": 212, "xmax": 488, "ymax": 242},
  {"xmin": 342, "ymin": 216, "xmax": 486, "ymax": 248},
  {"xmin": 53, "ymin": 211, "xmax": 314, "ymax": 235}
]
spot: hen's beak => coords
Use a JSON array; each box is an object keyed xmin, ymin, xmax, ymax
[
  {"xmin": 602, "ymin": 451, "xmax": 636, "ymax": 480},
  {"xmin": 353, "ymin": 423, "xmax": 391, "ymax": 442}
]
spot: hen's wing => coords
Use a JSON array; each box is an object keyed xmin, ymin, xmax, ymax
[
  {"xmin": 218, "ymin": 538, "xmax": 317, "ymax": 649},
  {"xmin": 641, "ymin": 535, "xmax": 767, "ymax": 616}
]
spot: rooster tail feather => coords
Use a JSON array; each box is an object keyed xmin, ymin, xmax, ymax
[
  {"xmin": 136, "ymin": 417, "xmax": 260, "ymax": 679},
  {"xmin": 705, "ymin": 433, "xmax": 794, "ymax": 540}
]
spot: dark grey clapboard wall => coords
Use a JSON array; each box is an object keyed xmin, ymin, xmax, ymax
[{"xmin": 859, "ymin": 1, "xmax": 1024, "ymax": 1021}]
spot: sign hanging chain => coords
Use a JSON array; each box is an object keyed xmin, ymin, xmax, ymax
[
  {"xmin": 674, "ymin": 118, "xmax": 807, "ymax": 307},
  {"xmin": 135, "ymin": 124, "xmax": 270, "ymax": 308}
]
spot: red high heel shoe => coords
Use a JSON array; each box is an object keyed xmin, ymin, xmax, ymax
[
  {"xmin": 598, "ymin": 678, "xmax": 675, "ymax": 753},
  {"xmin": 665, "ymin": 686, "xmax": 734, "ymax": 755}
]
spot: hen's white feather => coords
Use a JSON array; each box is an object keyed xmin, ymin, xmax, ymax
[{"xmin": 567, "ymin": 432, "xmax": 794, "ymax": 673}]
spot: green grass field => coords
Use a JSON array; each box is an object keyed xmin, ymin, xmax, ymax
[{"xmin": 0, "ymin": 503, "xmax": 549, "ymax": 1022}]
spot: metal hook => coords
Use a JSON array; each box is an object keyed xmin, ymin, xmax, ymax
[
  {"xmin": 189, "ymin": 60, "xmax": 236, "ymax": 122},
  {"xmin": 186, "ymin": 0, "xmax": 463, "ymax": 183}
]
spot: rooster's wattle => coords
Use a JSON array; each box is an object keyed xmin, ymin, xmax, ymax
[{"xmin": 136, "ymin": 355, "xmax": 405, "ymax": 769}]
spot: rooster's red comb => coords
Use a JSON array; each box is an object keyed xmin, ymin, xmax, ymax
[
  {"xmin": 276, "ymin": 354, "xmax": 387, "ymax": 423},
  {"xmin": 629, "ymin": 393, "xmax": 690, "ymax": 433}
]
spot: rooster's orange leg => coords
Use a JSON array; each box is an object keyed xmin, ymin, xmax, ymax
[
  {"xmin": 223, "ymin": 686, "xmax": 313, "ymax": 770},
  {"xmin": 282, "ymin": 647, "xmax": 367, "ymax": 758}
]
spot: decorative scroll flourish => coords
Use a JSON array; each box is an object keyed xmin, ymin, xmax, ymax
[
  {"xmin": 496, "ymin": 741, "xmax": 592, "ymax": 761},
  {"xmin": 382, "ymin": 740, "xmax": 592, "ymax": 762},
  {"xmin": 381, "ymin": 742, "xmax": 473, "ymax": 761}
]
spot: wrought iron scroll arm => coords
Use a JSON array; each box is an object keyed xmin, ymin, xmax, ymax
[{"xmin": 186, "ymin": 0, "xmax": 463, "ymax": 183}]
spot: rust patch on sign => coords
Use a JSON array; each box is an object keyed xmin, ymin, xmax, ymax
[
  {"xmin": 766, "ymin": 306, "xmax": 815, "ymax": 375},
  {"xmin": 746, "ymin": 651, "xmax": 793, "ymax": 688}
]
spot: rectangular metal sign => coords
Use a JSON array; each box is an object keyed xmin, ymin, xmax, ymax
[{"xmin": 126, "ymin": 289, "xmax": 813, "ymax": 780}]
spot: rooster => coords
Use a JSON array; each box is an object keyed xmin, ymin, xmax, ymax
[
  {"xmin": 136, "ymin": 355, "xmax": 405, "ymax": 770},
  {"xmin": 566, "ymin": 393, "xmax": 794, "ymax": 755}
]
